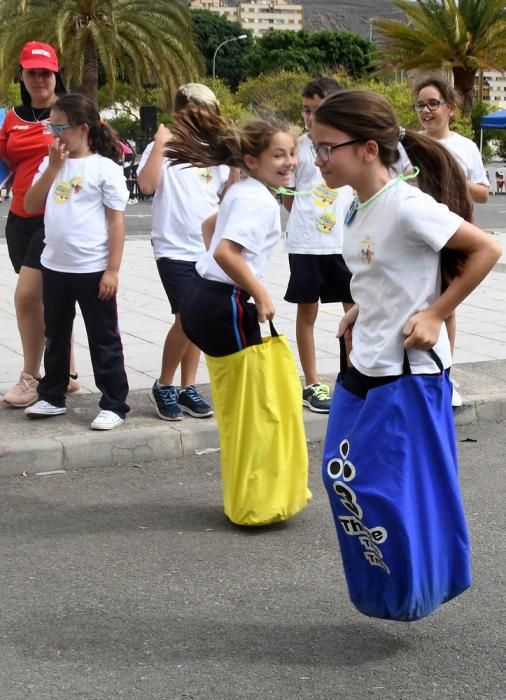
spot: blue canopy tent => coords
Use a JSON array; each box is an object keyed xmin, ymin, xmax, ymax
[{"xmin": 479, "ymin": 108, "xmax": 506, "ymax": 154}]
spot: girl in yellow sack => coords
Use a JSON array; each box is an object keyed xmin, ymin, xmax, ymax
[{"xmin": 165, "ymin": 110, "xmax": 311, "ymax": 525}]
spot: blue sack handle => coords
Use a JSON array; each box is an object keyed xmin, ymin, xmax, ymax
[{"xmin": 339, "ymin": 337, "xmax": 444, "ymax": 376}]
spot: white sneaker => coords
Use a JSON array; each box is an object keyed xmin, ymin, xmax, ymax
[
  {"xmin": 25, "ymin": 400, "xmax": 67, "ymax": 417},
  {"xmin": 90, "ymin": 410, "xmax": 124, "ymax": 430},
  {"xmin": 451, "ymin": 379, "xmax": 463, "ymax": 408}
]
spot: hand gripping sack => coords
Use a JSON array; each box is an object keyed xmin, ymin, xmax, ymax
[
  {"xmin": 206, "ymin": 322, "xmax": 311, "ymax": 526},
  {"xmin": 322, "ymin": 341, "xmax": 471, "ymax": 621}
]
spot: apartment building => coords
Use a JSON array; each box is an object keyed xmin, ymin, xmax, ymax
[
  {"xmin": 190, "ymin": 0, "xmax": 303, "ymax": 37},
  {"xmin": 478, "ymin": 70, "xmax": 506, "ymax": 109}
]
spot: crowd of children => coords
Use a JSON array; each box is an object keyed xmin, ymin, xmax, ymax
[{"xmin": 1, "ymin": 57, "xmax": 501, "ymax": 438}]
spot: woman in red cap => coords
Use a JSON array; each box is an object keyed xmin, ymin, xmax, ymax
[{"xmin": 0, "ymin": 41, "xmax": 79, "ymax": 407}]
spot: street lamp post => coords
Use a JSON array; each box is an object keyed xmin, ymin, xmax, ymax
[{"xmin": 212, "ymin": 34, "xmax": 247, "ymax": 80}]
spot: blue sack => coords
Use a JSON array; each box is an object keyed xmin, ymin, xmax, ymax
[{"xmin": 322, "ymin": 342, "xmax": 472, "ymax": 621}]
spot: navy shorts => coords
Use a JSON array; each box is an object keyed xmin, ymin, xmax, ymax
[
  {"xmin": 284, "ymin": 253, "xmax": 353, "ymax": 304},
  {"xmin": 6, "ymin": 212, "xmax": 45, "ymax": 273},
  {"xmin": 156, "ymin": 258, "xmax": 199, "ymax": 314},
  {"xmin": 181, "ymin": 277, "xmax": 261, "ymax": 357}
]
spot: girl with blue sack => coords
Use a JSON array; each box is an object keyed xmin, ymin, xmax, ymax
[{"xmin": 311, "ymin": 89, "xmax": 501, "ymax": 620}]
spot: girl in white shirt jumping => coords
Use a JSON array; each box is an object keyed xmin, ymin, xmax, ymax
[
  {"xmin": 165, "ymin": 109, "xmax": 297, "ymax": 356},
  {"xmin": 310, "ymin": 89, "xmax": 500, "ymax": 395},
  {"xmin": 24, "ymin": 93, "xmax": 130, "ymax": 430}
]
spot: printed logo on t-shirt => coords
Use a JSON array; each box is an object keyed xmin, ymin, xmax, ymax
[
  {"xmin": 317, "ymin": 210, "xmax": 337, "ymax": 233},
  {"xmin": 53, "ymin": 176, "xmax": 83, "ymax": 203},
  {"xmin": 311, "ymin": 182, "xmax": 337, "ymax": 208},
  {"xmin": 194, "ymin": 167, "xmax": 213, "ymax": 184},
  {"xmin": 360, "ymin": 236, "xmax": 375, "ymax": 265},
  {"xmin": 312, "ymin": 181, "xmax": 338, "ymax": 235}
]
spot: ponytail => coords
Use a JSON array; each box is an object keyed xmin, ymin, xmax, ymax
[
  {"xmin": 52, "ymin": 93, "xmax": 123, "ymax": 164},
  {"xmin": 165, "ymin": 105, "xmax": 294, "ymax": 171},
  {"xmin": 402, "ymin": 130, "xmax": 473, "ymax": 285}
]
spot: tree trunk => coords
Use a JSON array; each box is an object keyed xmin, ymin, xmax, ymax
[
  {"xmin": 80, "ymin": 38, "xmax": 99, "ymax": 106},
  {"xmin": 452, "ymin": 67, "xmax": 477, "ymax": 118}
]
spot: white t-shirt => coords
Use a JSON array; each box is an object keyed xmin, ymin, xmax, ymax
[
  {"xmin": 36, "ymin": 153, "xmax": 129, "ymax": 273},
  {"xmin": 285, "ymin": 133, "xmax": 354, "ymax": 254},
  {"xmin": 343, "ymin": 179, "xmax": 463, "ymax": 376},
  {"xmin": 427, "ymin": 131, "xmax": 489, "ymax": 186},
  {"xmin": 197, "ymin": 177, "xmax": 281, "ymax": 284},
  {"xmin": 137, "ymin": 142, "xmax": 229, "ymax": 261}
]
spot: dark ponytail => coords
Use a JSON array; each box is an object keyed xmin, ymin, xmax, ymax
[{"xmin": 52, "ymin": 93, "xmax": 123, "ymax": 164}]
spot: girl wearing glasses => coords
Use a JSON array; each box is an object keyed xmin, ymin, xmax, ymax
[
  {"xmin": 0, "ymin": 42, "xmax": 80, "ymax": 408},
  {"xmin": 413, "ymin": 77, "xmax": 490, "ymax": 406},
  {"xmin": 311, "ymin": 89, "xmax": 500, "ymax": 397},
  {"xmin": 165, "ymin": 108, "xmax": 297, "ymax": 357},
  {"xmin": 414, "ymin": 77, "xmax": 489, "ymax": 205},
  {"xmin": 23, "ymin": 93, "xmax": 130, "ymax": 430}
]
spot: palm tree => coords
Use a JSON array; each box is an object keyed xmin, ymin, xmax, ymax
[
  {"xmin": 373, "ymin": 0, "xmax": 506, "ymax": 115},
  {"xmin": 0, "ymin": 0, "xmax": 203, "ymax": 107}
]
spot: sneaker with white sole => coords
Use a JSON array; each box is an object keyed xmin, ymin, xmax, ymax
[
  {"xmin": 302, "ymin": 383, "xmax": 332, "ymax": 413},
  {"xmin": 25, "ymin": 400, "xmax": 67, "ymax": 417},
  {"xmin": 150, "ymin": 381, "xmax": 183, "ymax": 421},
  {"xmin": 177, "ymin": 385, "xmax": 214, "ymax": 418},
  {"xmin": 450, "ymin": 378, "xmax": 463, "ymax": 408},
  {"xmin": 90, "ymin": 410, "xmax": 124, "ymax": 430},
  {"xmin": 4, "ymin": 372, "xmax": 40, "ymax": 407}
]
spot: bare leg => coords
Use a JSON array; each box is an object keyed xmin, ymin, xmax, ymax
[
  {"xmin": 14, "ymin": 266, "xmax": 45, "ymax": 377},
  {"xmin": 159, "ymin": 313, "xmax": 197, "ymax": 386},
  {"xmin": 296, "ymin": 302, "xmax": 319, "ymax": 386}
]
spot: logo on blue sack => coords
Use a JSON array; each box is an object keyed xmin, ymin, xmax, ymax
[{"xmin": 327, "ymin": 439, "xmax": 390, "ymax": 575}]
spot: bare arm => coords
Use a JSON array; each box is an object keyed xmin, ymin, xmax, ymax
[
  {"xmin": 99, "ymin": 208, "xmax": 125, "ymax": 301},
  {"xmin": 24, "ymin": 138, "xmax": 67, "ymax": 213},
  {"xmin": 214, "ymin": 239, "xmax": 275, "ymax": 322},
  {"xmin": 136, "ymin": 124, "xmax": 171, "ymax": 194},
  {"xmin": 202, "ymin": 213, "xmax": 217, "ymax": 250},
  {"xmin": 467, "ymin": 181, "xmax": 489, "ymax": 204},
  {"xmin": 403, "ymin": 222, "xmax": 502, "ymax": 349}
]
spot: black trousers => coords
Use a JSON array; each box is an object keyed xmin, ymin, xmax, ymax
[{"xmin": 39, "ymin": 267, "xmax": 130, "ymax": 417}]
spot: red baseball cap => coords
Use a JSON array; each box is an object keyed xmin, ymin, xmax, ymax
[{"xmin": 19, "ymin": 41, "xmax": 59, "ymax": 72}]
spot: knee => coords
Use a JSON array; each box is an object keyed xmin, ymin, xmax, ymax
[
  {"xmin": 14, "ymin": 284, "xmax": 42, "ymax": 314},
  {"xmin": 297, "ymin": 303, "xmax": 318, "ymax": 326}
]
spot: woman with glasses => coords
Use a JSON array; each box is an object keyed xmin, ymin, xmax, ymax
[
  {"xmin": 0, "ymin": 41, "xmax": 79, "ymax": 408},
  {"xmin": 414, "ymin": 77, "xmax": 489, "ymax": 204},
  {"xmin": 413, "ymin": 77, "xmax": 490, "ymax": 406}
]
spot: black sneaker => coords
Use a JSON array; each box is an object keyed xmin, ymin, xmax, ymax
[
  {"xmin": 302, "ymin": 383, "xmax": 332, "ymax": 413},
  {"xmin": 149, "ymin": 381, "xmax": 183, "ymax": 421},
  {"xmin": 178, "ymin": 385, "xmax": 214, "ymax": 418}
]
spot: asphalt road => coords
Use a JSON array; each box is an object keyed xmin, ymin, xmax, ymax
[
  {"xmin": 0, "ymin": 195, "xmax": 504, "ymax": 240},
  {"xmin": 0, "ymin": 421, "xmax": 504, "ymax": 699}
]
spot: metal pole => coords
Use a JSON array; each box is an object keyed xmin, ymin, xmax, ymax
[{"xmin": 212, "ymin": 35, "xmax": 247, "ymax": 80}]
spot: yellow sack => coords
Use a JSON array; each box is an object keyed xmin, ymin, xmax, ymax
[{"xmin": 206, "ymin": 324, "xmax": 312, "ymax": 526}]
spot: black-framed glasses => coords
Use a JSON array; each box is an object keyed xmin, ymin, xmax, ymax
[
  {"xmin": 413, "ymin": 99, "xmax": 447, "ymax": 113},
  {"xmin": 311, "ymin": 139, "xmax": 363, "ymax": 162},
  {"xmin": 48, "ymin": 123, "xmax": 72, "ymax": 136}
]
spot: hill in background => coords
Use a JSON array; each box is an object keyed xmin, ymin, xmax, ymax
[{"xmin": 301, "ymin": 0, "xmax": 405, "ymax": 38}]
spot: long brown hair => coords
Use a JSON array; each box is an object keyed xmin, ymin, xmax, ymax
[
  {"xmin": 314, "ymin": 89, "xmax": 472, "ymax": 283},
  {"xmin": 164, "ymin": 105, "xmax": 294, "ymax": 169}
]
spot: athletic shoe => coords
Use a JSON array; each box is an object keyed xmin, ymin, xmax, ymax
[
  {"xmin": 178, "ymin": 385, "xmax": 214, "ymax": 418},
  {"xmin": 451, "ymin": 378, "xmax": 463, "ymax": 408},
  {"xmin": 302, "ymin": 383, "xmax": 332, "ymax": 413},
  {"xmin": 67, "ymin": 374, "xmax": 81, "ymax": 394},
  {"xmin": 25, "ymin": 400, "xmax": 67, "ymax": 417},
  {"xmin": 149, "ymin": 381, "xmax": 183, "ymax": 421},
  {"xmin": 4, "ymin": 372, "xmax": 40, "ymax": 407},
  {"xmin": 90, "ymin": 410, "xmax": 124, "ymax": 430}
]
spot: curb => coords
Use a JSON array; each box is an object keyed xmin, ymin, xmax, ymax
[{"xmin": 0, "ymin": 395, "xmax": 505, "ymax": 478}]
